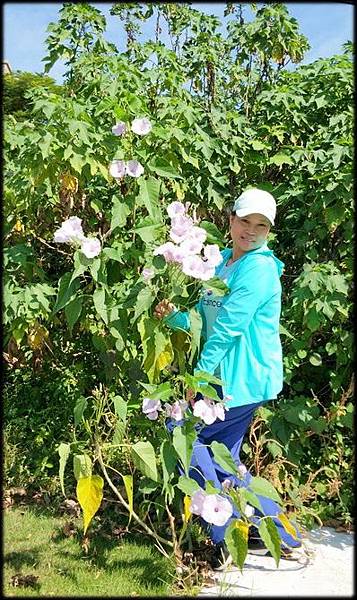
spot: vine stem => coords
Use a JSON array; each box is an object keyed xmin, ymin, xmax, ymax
[{"xmin": 96, "ymin": 445, "xmax": 174, "ymax": 550}]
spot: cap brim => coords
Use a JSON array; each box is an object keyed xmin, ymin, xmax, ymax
[{"xmin": 235, "ymin": 207, "xmax": 274, "ymax": 225}]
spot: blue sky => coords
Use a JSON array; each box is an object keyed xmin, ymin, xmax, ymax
[{"xmin": 3, "ymin": 2, "xmax": 354, "ymax": 83}]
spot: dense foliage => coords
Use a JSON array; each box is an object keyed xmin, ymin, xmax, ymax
[{"xmin": 4, "ymin": 1, "xmax": 354, "ymax": 568}]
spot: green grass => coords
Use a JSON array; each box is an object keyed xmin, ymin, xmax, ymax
[{"xmin": 3, "ymin": 505, "xmax": 176, "ymax": 597}]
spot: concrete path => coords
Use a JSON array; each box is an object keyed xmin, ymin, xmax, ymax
[{"xmin": 198, "ymin": 527, "xmax": 354, "ymax": 597}]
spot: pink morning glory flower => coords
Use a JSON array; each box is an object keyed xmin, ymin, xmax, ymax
[
  {"xmin": 131, "ymin": 117, "xmax": 152, "ymax": 135},
  {"xmin": 199, "ymin": 261, "xmax": 216, "ymax": 281},
  {"xmin": 179, "ymin": 237, "xmax": 204, "ymax": 256},
  {"xmin": 200, "ymin": 494, "xmax": 233, "ymax": 526},
  {"xmin": 142, "ymin": 267, "xmax": 155, "ymax": 281},
  {"xmin": 54, "ymin": 216, "xmax": 85, "ymax": 244},
  {"xmin": 142, "ymin": 397, "xmax": 162, "ymax": 420},
  {"xmin": 167, "ymin": 201, "xmax": 186, "ymax": 219},
  {"xmin": 189, "ymin": 489, "xmax": 207, "ymax": 515},
  {"xmin": 186, "ymin": 226, "xmax": 207, "ymax": 244},
  {"xmin": 181, "ymin": 255, "xmax": 206, "ymax": 279},
  {"xmin": 222, "ymin": 479, "xmax": 233, "ymax": 491},
  {"xmin": 153, "ymin": 242, "xmax": 184, "ymax": 264},
  {"xmin": 81, "ymin": 237, "xmax": 101, "ymax": 258},
  {"xmin": 204, "ymin": 244, "xmax": 222, "ymax": 267},
  {"xmin": 193, "ymin": 397, "xmax": 226, "ymax": 425},
  {"xmin": 169, "ymin": 215, "xmax": 194, "ymax": 244},
  {"xmin": 112, "ymin": 121, "xmax": 127, "ymax": 136},
  {"xmin": 126, "ymin": 160, "xmax": 144, "ymax": 178},
  {"xmin": 164, "ymin": 400, "xmax": 188, "ymax": 421},
  {"xmin": 109, "ymin": 159, "xmax": 126, "ymax": 179}
]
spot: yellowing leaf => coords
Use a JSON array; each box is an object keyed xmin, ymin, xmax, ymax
[
  {"xmin": 61, "ymin": 172, "xmax": 78, "ymax": 193},
  {"xmin": 76, "ymin": 475, "xmax": 104, "ymax": 534},
  {"xmin": 235, "ymin": 520, "xmax": 249, "ymax": 542},
  {"xmin": 122, "ymin": 474, "xmax": 133, "ymax": 525},
  {"xmin": 277, "ymin": 512, "xmax": 298, "ymax": 540},
  {"xmin": 183, "ymin": 495, "xmax": 192, "ymax": 522},
  {"xmin": 156, "ymin": 346, "xmax": 173, "ymax": 371}
]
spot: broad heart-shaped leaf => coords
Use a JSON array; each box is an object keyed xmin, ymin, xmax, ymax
[
  {"xmin": 58, "ymin": 443, "xmax": 70, "ymax": 497},
  {"xmin": 277, "ymin": 512, "xmax": 299, "ymax": 540},
  {"xmin": 258, "ymin": 517, "xmax": 281, "ymax": 566},
  {"xmin": 121, "ymin": 474, "xmax": 133, "ymax": 525},
  {"xmin": 76, "ymin": 475, "xmax": 104, "ymax": 534},
  {"xmin": 131, "ymin": 440, "xmax": 158, "ymax": 481},
  {"xmin": 248, "ymin": 476, "xmax": 282, "ymax": 504},
  {"xmin": 52, "ymin": 272, "xmax": 80, "ymax": 314},
  {"xmin": 224, "ymin": 519, "xmax": 249, "ymax": 572},
  {"xmin": 172, "ymin": 421, "xmax": 197, "ymax": 475},
  {"xmin": 160, "ymin": 440, "xmax": 178, "ymax": 488},
  {"xmin": 138, "ymin": 177, "xmax": 162, "ymax": 221},
  {"xmin": 210, "ymin": 441, "xmax": 238, "ymax": 476},
  {"xmin": 73, "ymin": 454, "xmax": 92, "ymax": 480},
  {"xmin": 177, "ymin": 475, "xmax": 201, "ymax": 496}
]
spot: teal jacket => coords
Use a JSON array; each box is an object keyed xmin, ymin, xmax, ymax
[{"xmin": 164, "ymin": 244, "xmax": 285, "ymax": 408}]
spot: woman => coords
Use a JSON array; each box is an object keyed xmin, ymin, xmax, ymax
[{"xmin": 154, "ymin": 188, "xmax": 302, "ymax": 567}]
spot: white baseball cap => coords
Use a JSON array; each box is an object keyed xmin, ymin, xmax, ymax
[{"xmin": 233, "ymin": 188, "xmax": 276, "ymax": 225}]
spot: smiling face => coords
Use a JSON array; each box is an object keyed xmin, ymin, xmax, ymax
[{"xmin": 229, "ymin": 212, "xmax": 271, "ymax": 254}]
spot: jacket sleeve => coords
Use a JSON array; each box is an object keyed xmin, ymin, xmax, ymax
[
  {"xmin": 195, "ymin": 256, "xmax": 274, "ymax": 375},
  {"xmin": 163, "ymin": 298, "xmax": 204, "ymax": 332}
]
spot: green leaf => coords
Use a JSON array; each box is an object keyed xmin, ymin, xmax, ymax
[
  {"xmin": 172, "ymin": 421, "xmax": 197, "ymax": 475},
  {"xmin": 309, "ymin": 352, "xmax": 322, "ymax": 366},
  {"xmin": 64, "ymin": 296, "xmax": 82, "ymax": 333},
  {"xmin": 73, "ymin": 397, "xmax": 88, "ymax": 427},
  {"xmin": 53, "ymin": 272, "xmax": 80, "ymax": 314},
  {"xmin": 149, "ymin": 158, "xmax": 183, "ymax": 179},
  {"xmin": 93, "ymin": 288, "xmax": 109, "ymax": 325},
  {"xmin": 258, "ymin": 517, "xmax": 281, "ymax": 566},
  {"xmin": 188, "ymin": 307, "xmax": 202, "ymax": 365},
  {"xmin": 111, "ymin": 196, "xmax": 131, "ymax": 231},
  {"xmin": 268, "ymin": 153, "xmax": 293, "ymax": 166},
  {"xmin": 224, "ymin": 519, "xmax": 249, "ymax": 572},
  {"xmin": 202, "ymin": 277, "xmax": 229, "ymax": 297},
  {"xmin": 113, "ymin": 396, "xmax": 127, "ymax": 421},
  {"xmin": 58, "ymin": 443, "xmax": 70, "ymax": 497},
  {"xmin": 160, "ymin": 440, "xmax": 178, "ymax": 487},
  {"xmin": 132, "ymin": 286, "xmax": 154, "ymax": 322},
  {"xmin": 248, "ymin": 476, "xmax": 282, "ymax": 504},
  {"xmin": 73, "ymin": 454, "xmax": 92, "ymax": 480},
  {"xmin": 134, "ymin": 218, "xmax": 163, "ymax": 243},
  {"xmin": 138, "ymin": 177, "xmax": 162, "ymax": 221},
  {"xmin": 210, "ymin": 441, "xmax": 238, "ymax": 476},
  {"xmin": 177, "ymin": 475, "xmax": 201, "ymax": 496},
  {"xmin": 131, "ymin": 440, "xmax": 158, "ymax": 481}
]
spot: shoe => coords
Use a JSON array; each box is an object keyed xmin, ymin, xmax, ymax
[{"xmin": 209, "ymin": 543, "xmax": 233, "ymax": 571}]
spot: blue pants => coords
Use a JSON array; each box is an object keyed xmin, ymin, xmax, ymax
[{"xmin": 167, "ymin": 388, "xmax": 301, "ymax": 548}]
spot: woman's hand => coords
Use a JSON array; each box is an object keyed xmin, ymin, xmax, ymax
[{"xmin": 153, "ymin": 299, "xmax": 176, "ymax": 320}]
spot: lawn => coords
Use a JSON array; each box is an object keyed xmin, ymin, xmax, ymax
[{"xmin": 3, "ymin": 504, "xmax": 176, "ymax": 597}]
